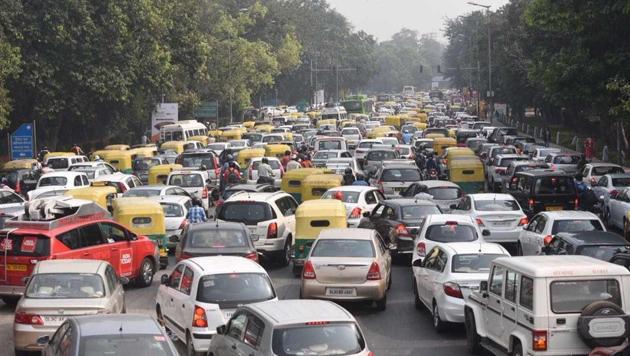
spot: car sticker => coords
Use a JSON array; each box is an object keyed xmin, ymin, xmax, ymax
[
  {"xmin": 1, "ymin": 238, "xmax": 12, "ymax": 251},
  {"xmin": 21, "ymin": 237, "xmax": 37, "ymax": 253}
]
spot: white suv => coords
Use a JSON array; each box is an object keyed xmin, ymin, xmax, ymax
[
  {"xmin": 217, "ymin": 191, "xmax": 296, "ymax": 265},
  {"xmin": 465, "ymin": 255, "xmax": 630, "ymax": 355}
]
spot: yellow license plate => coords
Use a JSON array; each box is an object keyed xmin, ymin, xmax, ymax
[
  {"xmin": 6, "ymin": 264, "xmax": 27, "ymax": 271},
  {"xmin": 546, "ymin": 206, "xmax": 563, "ymax": 211}
]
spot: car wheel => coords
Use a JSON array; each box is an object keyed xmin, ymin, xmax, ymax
[
  {"xmin": 511, "ymin": 341, "xmax": 523, "ymax": 356},
  {"xmin": 387, "ymin": 273, "xmax": 392, "ymax": 290},
  {"xmin": 465, "ymin": 310, "xmax": 483, "ymax": 354},
  {"xmin": 375, "ymin": 294, "xmax": 387, "ymax": 311},
  {"xmin": 578, "ymin": 301, "xmax": 628, "ymax": 348},
  {"xmin": 136, "ymin": 258, "xmax": 154, "ymax": 288},
  {"xmin": 277, "ymin": 238, "xmax": 291, "ymax": 267},
  {"xmin": 186, "ymin": 332, "xmax": 203, "ymax": 356},
  {"xmin": 432, "ymin": 302, "xmax": 446, "ymax": 333}
]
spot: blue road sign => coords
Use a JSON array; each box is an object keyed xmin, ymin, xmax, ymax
[{"xmin": 11, "ymin": 123, "xmax": 34, "ymax": 160}]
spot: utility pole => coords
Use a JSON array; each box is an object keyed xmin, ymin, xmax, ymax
[
  {"xmin": 468, "ymin": 2, "xmax": 492, "ymax": 119},
  {"xmin": 311, "ymin": 63, "xmax": 356, "ymax": 104}
]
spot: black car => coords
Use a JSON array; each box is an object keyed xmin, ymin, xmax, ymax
[
  {"xmin": 175, "ymin": 221, "xmax": 259, "ymax": 262},
  {"xmin": 176, "ymin": 149, "xmax": 218, "ymax": 170},
  {"xmin": 543, "ymin": 231, "xmax": 630, "ymax": 261},
  {"xmin": 508, "ymin": 170, "xmax": 578, "ymax": 217},
  {"xmin": 501, "ymin": 162, "xmax": 550, "ymax": 193},
  {"xmin": 357, "ymin": 199, "xmax": 442, "ymax": 257}
]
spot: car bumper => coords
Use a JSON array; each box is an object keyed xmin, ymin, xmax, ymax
[
  {"xmin": 483, "ymin": 229, "xmax": 521, "ymax": 243},
  {"xmin": 14, "ymin": 324, "xmax": 57, "ymax": 351},
  {"xmin": 390, "ymin": 236, "xmax": 415, "ymax": 255},
  {"xmin": 191, "ymin": 329, "xmax": 215, "ymax": 352},
  {"xmin": 348, "ymin": 218, "xmax": 361, "ymax": 228},
  {"xmin": 254, "ymin": 237, "xmax": 285, "ymax": 253},
  {"xmin": 166, "ymin": 229, "xmax": 183, "ymax": 248},
  {"xmin": 301, "ymin": 280, "xmax": 386, "ymax": 301},
  {"xmin": 436, "ymin": 294, "xmax": 466, "ymax": 323},
  {"xmin": 0, "ymin": 284, "xmax": 25, "ymax": 298}
]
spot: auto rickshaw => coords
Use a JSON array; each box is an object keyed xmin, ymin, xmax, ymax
[
  {"xmin": 443, "ymin": 147, "xmax": 476, "ymax": 161},
  {"xmin": 236, "ymin": 148, "xmax": 265, "ymax": 167},
  {"xmin": 301, "ymin": 173, "xmax": 343, "ymax": 201},
  {"xmin": 409, "ymin": 121, "xmax": 428, "ymax": 130},
  {"xmin": 433, "ymin": 137, "xmax": 457, "ymax": 156},
  {"xmin": 243, "ymin": 121, "xmax": 256, "ymax": 129},
  {"xmin": 103, "ymin": 150, "xmax": 135, "ymax": 173},
  {"xmin": 188, "ymin": 135, "xmax": 209, "ymax": 146},
  {"xmin": 265, "ymin": 144, "xmax": 291, "ymax": 159},
  {"xmin": 129, "ymin": 146, "xmax": 158, "ymax": 159},
  {"xmin": 281, "ymin": 168, "xmax": 330, "ymax": 203},
  {"xmin": 448, "ymin": 158, "xmax": 485, "ymax": 193},
  {"xmin": 2, "ymin": 159, "xmax": 38, "ymax": 171},
  {"xmin": 221, "ymin": 129, "xmax": 242, "ymax": 141},
  {"xmin": 385, "ymin": 116, "xmax": 403, "ymax": 129},
  {"xmin": 148, "ymin": 164, "xmax": 183, "ymax": 185},
  {"xmin": 104, "ymin": 144, "xmax": 130, "ymax": 151},
  {"xmin": 367, "ymin": 127, "xmax": 392, "ymax": 139},
  {"xmin": 112, "ymin": 197, "xmax": 168, "ymax": 268},
  {"xmin": 317, "ymin": 119, "xmax": 337, "ymax": 128},
  {"xmin": 64, "ymin": 183, "xmax": 118, "ymax": 211},
  {"xmin": 254, "ymin": 124, "xmax": 273, "ymax": 133},
  {"xmin": 1, "ymin": 159, "xmax": 39, "ymax": 193},
  {"xmin": 208, "ymin": 129, "xmax": 223, "ymax": 138},
  {"xmin": 292, "ymin": 199, "xmax": 347, "ymax": 276},
  {"xmin": 160, "ymin": 141, "xmax": 187, "ymax": 154}
]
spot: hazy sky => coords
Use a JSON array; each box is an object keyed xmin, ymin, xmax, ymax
[{"xmin": 327, "ymin": 0, "xmax": 509, "ymax": 42}]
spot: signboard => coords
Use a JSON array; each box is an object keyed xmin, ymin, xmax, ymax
[
  {"xmin": 193, "ymin": 101, "xmax": 218, "ymax": 119},
  {"xmin": 151, "ymin": 103, "xmax": 178, "ymax": 140},
  {"xmin": 10, "ymin": 123, "xmax": 35, "ymax": 160},
  {"xmin": 313, "ymin": 90, "xmax": 325, "ymax": 106}
]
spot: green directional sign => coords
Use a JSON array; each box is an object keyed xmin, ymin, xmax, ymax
[{"xmin": 193, "ymin": 101, "xmax": 219, "ymax": 119}]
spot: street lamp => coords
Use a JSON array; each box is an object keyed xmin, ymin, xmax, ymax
[{"xmin": 468, "ymin": 2, "xmax": 493, "ymax": 121}]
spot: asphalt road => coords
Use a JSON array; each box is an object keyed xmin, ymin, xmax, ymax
[{"xmin": 0, "ymin": 256, "xmax": 475, "ymax": 356}]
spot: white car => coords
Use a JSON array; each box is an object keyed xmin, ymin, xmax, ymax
[
  {"xmin": 156, "ymin": 256, "xmax": 277, "ymax": 355},
  {"xmin": 167, "ymin": 170, "xmax": 211, "ymax": 211},
  {"xmin": 530, "ymin": 147, "xmax": 561, "ymax": 162},
  {"xmin": 592, "ymin": 173, "xmax": 630, "ymax": 207},
  {"xmin": 245, "ymin": 157, "xmax": 283, "ymax": 186},
  {"xmin": 123, "ymin": 184, "xmax": 194, "ymax": 199},
  {"xmin": 486, "ymin": 154, "xmax": 529, "ymax": 192},
  {"xmin": 154, "ymin": 195, "xmax": 191, "ymax": 250},
  {"xmin": 314, "ymin": 137, "xmax": 348, "ymax": 152},
  {"xmin": 28, "ymin": 171, "xmax": 90, "ymax": 200},
  {"xmin": 321, "ymin": 186, "xmax": 384, "ymax": 227},
  {"xmin": 451, "ymin": 193, "xmax": 528, "ymax": 244},
  {"xmin": 312, "ymin": 150, "xmax": 353, "ymax": 168},
  {"xmin": 581, "ymin": 162, "xmax": 626, "ymax": 187},
  {"xmin": 341, "ymin": 127, "xmax": 362, "ymax": 149},
  {"xmin": 228, "ymin": 139, "xmax": 249, "ymax": 148},
  {"xmin": 43, "ymin": 155, "xmax": 88, "ymax": 171},
  {"xmin": 355, "ymin": 139, "xmax": 383, "ymax": 163},
  {"xmin": 0, "ymin": 189, "xmax": 26, "ymax": 216},
  {"xmin": 93, "ymin": 172, "xmax": 142, "ymax": 193},
  {"xmin": 217, "ymin": 191, "xmax": 296, "ymax": 265},
  {"xmin": 68, "ymin": 161, "xmax": 117, "ymax": 173},
  {"xmin": 412, "ymin": 242, "xmax": 509, "ymax": 332},
  {"xmin": 412, "ymin": 214, "xmax": 489, "ymax": 263},
  {"xmin": 602, "ymin": 187, "xmax": 630, "ymax": 231},
  {"xmin": 207, "ymin": 142, "xmax": 231, "ymax": 156},
  {"xmin": 517, "ymin": 211, "xmax": 606, "ymax": 255}
]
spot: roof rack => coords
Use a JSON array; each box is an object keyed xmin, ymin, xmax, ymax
[{"xmin": 5, "ymin": 197, "xmax": 111, "ymax": 231}]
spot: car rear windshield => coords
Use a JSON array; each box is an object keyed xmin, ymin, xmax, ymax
[
  {"xmin": 251, "ymin": 160, "xmax": 281, "ymax": 170},
  {"xmin": 218, "ymin": 202, "xmax": 274, "ymax": 225},
  {"xmin": 185, "ymin": 228, "xmax": 248, "ymax": 249},
  {"xmin": 80, "ymin": 334, "xmax": 175, "ymax": 356},
  {"xmin": 382, "ymin": 169, "xmax": 421, "ymax": 182},
  {"xmin": 397, "ymin": 147, "xmax": 411, "ymax": 155},
  {"xmin": 427, "ymin": 187, "xmax": 462, "ymax": 200},
  {"xmin": 123, "ymin": 189, "xmax": 161, "ymax": 197},
  {"xmin": 72, "ymin": 168, "xmax": 96, "ymax": 179},
  {"xmin": 551, "ymin": 279, "xmax": 621, "ymax": 314},
  {"xmin": 613, "ymin": 177, "xmax": 630, "ymax": 187},
  {"xmin": 401, "ymin": 206, "xmax": 441, "ymax": 220},
  {"xmin": 208, "ymin": 143, "xmax": 228, "ymax": 151},
  {"xmin": 452, "ymin": 254, "xmax": 506, "ymax": 273},
  {"xmin": 534, "ymin": 177, "xmax": 575, "ymax": 195},
  {"xmin": 579, "ymin": 245, "xmax": 629, "ymax": 261},
  {"xmin": 367, "ymin": 151, "xmax": 396, "ymax": 161},
  {"xmin": 160, "ymin": 203, "xmax": 184, "ymax": 217},
  {"xmin": 342, "ymin": 129, "xmax": 360, "ymax": 135},
  {"xmin": 491, "ymin": 148, "xmax": 516, "ymax": 157},
  {"xmin": 315, "ymin": 151, "xmax": 339, "ymax": 159},
  {"xmin": 38, "ymin": 176, "xmax": 67, "ymax": 187},
  {"xmin": 196, "ymin": 273, "xmax": 275, "ymax": 308},
  {"xmin": 425, "ymin": 224, "xmax": 477, "ymax": 242},
  {"xmin": 321, "ymin": 191, "xmax": 360, "ymax": 203},
  {"xmin": 1, "ymin": 234, "xmax": 49, "ymax": 256},
  {"xmin": 25, "ymin": 273, "xmax": 105, "ymax": 299},
  {"xmin": 263, "ymin": 135, "xmax": 283, "ymax": 143},
  {"xmin": 474, "ymin": 200, "xmax": 520, "ymax": 211},
  {"xmin": 272, "ymin": 322, "xmax": 365, "ymax": 356},
  {"xmin": 0, "ymin": 190, "xmax": 23, "ymax": 204},
  {"xmin": 593, "ymin": 166, "xmax": 625, "ymax": 175},
  {"xmin": 181, "ymin": 155, "xmax": 216, "ymax": 169},
  {"xmin": 133, "ymin": 159, "xmax": 161, "ymax": 170},
  {"xmin": 499, "ymin": 157, "xmax": 527, "ymax": 167},
  {"xmin": 358, "ymin": 142, "xmax": 377, "ymax": 149},
  {"xmin": 552, "ymin": 219, "xmax": 604, "ymax": 234},
  {"xmin": 168, "ymin": 174, "xmax": 204, "ymax": 187},
  {"xmin": 318, "ymin": 141, "xmax": 342, "ymax": 150},
  {"xmin": 554, "ymin": 155, "xmax": 580, "ymax": 164},
  {"xmin": 311, "ymin": 239, "xmax": 375, "ymax": 258},
  {"xmin": 47, "ymin": 158, "xmax": 69, "ymax": 169}
]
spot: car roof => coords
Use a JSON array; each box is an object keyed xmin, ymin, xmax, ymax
[
  {"xmin": 588, "ymin": 162, "xmax": 623, "ymax": 167},
  {"xmin": 537, "ymin": 210, "xmax": 601, "ymax": 220},
  {"xmin": 426, "ymin": 214, "xmax": 474, "ymax": 224},
  {"xmin": 128, "ymin": 185, "xmax": 174, "ymax": 191},
  {"xmin": 184, "ymin": 256, "xmax": 267, "ymax": 275},
  {"xmin": 495, "ymin": 154, "xmax": 527, "ymax": 160},
  {"xmin": 493, "ymin": 255, "xmax": 630, "ymax": 277},
  {"xmin": 326, "ymin": 186, "xmax": 377, "ymax": 193},
  {"xmin": 225, "ymin": 191, "xmax": 287, "ymax": 202},
  {"xmin": 384, "ymin": 198, "xmax": 438, "ymax": 207},
  {"xmin": 40, "ymin": 171, "xmax": 86, "ymax": 178},
  {"xmin": 189, "ymin": 221, "xmax": 245, "ymax": 232},
  {"xmin": 317, "ymin": 228, "xmax": 374, "ymax": 240},
  {"xmin": 441, "ymin": 242, "xmax": 508, "ymax": 255},
  {"xmin": 516, "ymin": 170, "xmax": 573, "ymax": 177},
  {"xmin": 419, "ymin": 180, "xmax": 461, "ymax": 188},
  {"xmin": 74, "ymin": 314, "xmax": 162, "ymax": 337},
  {"xmin": 247, "ymin": 299, "xmax": 355, "ymax": 325},
  {"xmin": 556, "ymin": 231, "xmax": 627, "ymax": 245},
  {"xmin": 154, "ymin": 195, "xmax": 191, "ymax": 204},
  {"xmin": 35, "ymin": 259, "xmax": 107, "ymax": 274},
  {"xmin": 468, "ymin": 193, "xmax": 515, "ymax": 201},
  {"xmin": 225, "ymin": 183, "xmax": 272, "ymax": 191},
  {"xmin": 382, "ymin": 164, "xmax": 419, "ymax": 170}
]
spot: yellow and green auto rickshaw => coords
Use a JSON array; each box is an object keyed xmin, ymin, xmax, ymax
[
  {"xmin": 243, "ymin": 121, "xmax": 256, "ymax": 129},
  {"xmin": 188, "ymin": 135, "xmax": 209, "ymax": 146},
  {"xmin": 2, "ymin": 159, "xmax": 38, "ymax": 171},
  {"xmin": 104, "ymin": 144, "xmax": 130, "ymax": 151},
  {"xmin": 301, "ymin": 174, "xmax": 343, "ymax": 201},
  {"xmin": 148, "ymin": 164, "xmax": 183, "ymax": 185},
  {"xmin": 221, "ymin": 129, "xmax": 242, "ymax": 141},
  {"xmin": 129, "ymin": 146, "xmax": 158, "ymax": 159},
  {"xmin": 236, "ymin": 148, "xmax": 265, "ymax": 168},
  {"xmin": 265, "ymin": 144, "xmax": 291, "ymax": 159},
  {"xmin": 442, "ymin": 147, "xmax": 476, "ymax": 162},
  {"xmin": 281, "ymin": 168, "xmax": 330, "ymax": 203},
  {"xmin": 317, "ymin": 119, "xmax": 337, "ymax": 128},
  {"xmin": 385, "ymin": 116, "xmax": 403, "ymax": 129},
  {"xmin": 112, "ymin": 197, "xmax": 168, "ymax": 268},
  {"xmin": 103, "ymin": 151, "xmax": 136, "ymax": 173},
  {"xmin": 64, "ymin": 183, "xmax": 119, "ymax": 211},
  {"xmin": 433, "ymin": 137, "xmax": 458, "ymax": 156},
  {"xmin": 292, "ymin": 199, "xmax": 347, "ymax": 276},
  {"xmin": 448, "ymin": 157, "xmax": 485, "ymax": 193},
  {"xmin": 160, "ymin": 141, "xmax": 188, "ymax": 154},
  {"xmin": 367, "ymin": 127, "xmax": 392, "ymax": 139},
  {"xmin": 254, "ymin": 124, "xmax": 274, "ymax": 133}
]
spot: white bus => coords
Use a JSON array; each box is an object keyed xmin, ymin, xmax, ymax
[
  {"xmin": 159, "ymin": 120, "xmax": 208, "ymax": 142},
  {"xmin": 320, "ymin": 104, "xmax": 348, "ymax": 121}
]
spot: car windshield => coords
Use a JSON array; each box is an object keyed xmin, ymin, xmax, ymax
[
  {"xmin": 272, "ymin": 323, "xmax": 365, "ymax": 356},
  {"xmin": 401, "ymin": 205, "xmax": 441, "ymax": 220},
  {"xmin": 358, "ymin": 142, "xmax": 378, "ymax": 149},
  {"xmin": 80, "ymin": 334, "xmax": 175, "ymax": 356},
  {"xmin": 318, "ymin": 141, "xmax": 342, "ymax": 150},
  {"xmin": 427, "ymin": 187, "xmax": 462, "ymax": 200},
  {"xmin": 124, "ymin": 189, "xmax": 161, "ymax": 197},
  {"xmin": 73, "ymin": 168, "xmax": 96, "ymax": 179},
  {"xmin": 263, "ymin": 135, "xmax": 283, "ymax": 143},
  {"xmin": 315, "ymin": 151, "xmax": 339, "ymax": 159},
  {"xmin": 550, "ymin": 279, "xmax": 621, "ymax": 313},
  {"xmin": 0, "ymin": 190, "xmax": 23, "ymax": 204},
  {"xmin": 342, "ymin": 129, "xmax": 360, "ymax": 135},
  {"xmin": 367, "ymin": 151, "xmax": 396, "ymax": 161},
  {"xmin": 382, "ymin": 168, "xmax": 421, "ymax": 181},
  {"xmin": 397, "ymin": 147, "xmax": 411, "ymax": 155},
  {"xmin": 311, "ymin": 239, "xmax": 374, "ymax": 258},
  {"xmin": 534, "ymin": 177, "xmax": 575, "ymax": 195},
  {"xmin": 160, "ymin": 203, "xmax": 184, "ymax": 217},
  {"xmin": 46, "ymin": 158, "xmax": 69, "ymax": 169},
  {"xmin": 425, "ymin": 223, "xmax": 477, "ymax": 242},
  {"xmin": 25, "ymin": 273, "xmax": 105, "ymax": 299},
  {"xmin": 196, "ymin": 273, "xmax": 275, "ymax": 307},
  {"xmin": 554, "ymin": 155, "xmax": 580, "ymax": 164},
  {"xmin": 474, "ymin": 200, "xmax": 520, "ymax": 211},
  {"xmin": 613, "ymin": 177, "xmax": 630, "ymax": 187},
  {"xmin": 168, "ymin": 174, "xmax": 204, "ymax": 187},
  {"xmin": 593, "ymin": 166, "xmax": 625, "ymax": 175},
  {"xmin": 38, "ymin": 176, "xmax": 67, "ymax": 187},
  {"xmin": 551, "ymin": 219, "xmax": 604, "ymax": 234},
  {"xmin": 579, "ymin": 245, "xmax": 628, "ymax": 261},
  {"xmin": 452, "ymin": 254, "xmax": 506, "ymax": 273},
  {"xmin": 181, "ymin": 155, "xmax": 215, "ymax": 169},
  {"xmin": 492, "ymin": 148, "xmax": 516, "ymax": 157},
  {"xmin": 186, "ymin": 228, "xmax": 248, "ymax": 249},
  {"xmin": 218, "ymin": 202, "xmax": 273, "ymax": 225},
  {"xmin": 321, "ymin": 191, "xmax": 360, "ymax": 203},
  {"xmin": 251, "ymin": 160, "xmax": 281, "ymax": 170}
]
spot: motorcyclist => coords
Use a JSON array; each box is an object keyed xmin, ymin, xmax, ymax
[
  {"xmin": 415, "ymin": 149, "xmax": 426, "ymax": 171},
  {"xmin": 256, "ymin": 157, "xmax": 275, "ymax": 185},
  {"xmin": 37, "ymin": 146, "xmax": 50, "ymax": 162},
  {"xmin": 575, "ymin": 174, "xmax": 597, "ymax": 211},
  {"xmin": 425, "ymin": 152, "xmax": 438, "ymax": 173},
  {"xmin": 342, "ymin": 168, "xmax": 355, "ymax": 185}
]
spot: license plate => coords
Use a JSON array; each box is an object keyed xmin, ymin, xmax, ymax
[
  {"xmin": 326, "ymin": 288, "xmax": 356, "ymax": 297},
  {"xmin": 6, "ymin": 264, "xmax": 27, "ymax": 272},
  {"xmin": 222, "ymin": 310, "xmax": 234, "ymax": 320},
  {"xmin": 492, "ymin": 221, "xmax": 512, "ymax": 227},
  {"xmin": 44, "ymin": 315, "xmax": 66, "ymax": 323},
  {"xmin": 546, "ymin": 206, "xmax": 563, "ymax": 211}
]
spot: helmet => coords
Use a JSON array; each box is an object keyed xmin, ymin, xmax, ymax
[
  {"xmin": 344, "ymin": 168, "xmax": 353, "ymax": 175},
  {"xmin": 262, "ymin": 157, "xmax": 269, "ymax": 164}
]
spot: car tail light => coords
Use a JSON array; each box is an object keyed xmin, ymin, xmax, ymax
[
  {"xmin": 202, "ymin": 186, "xmax": 208, "ymax": 199},
  {"xmin": 394, "ymin": 224, "xmax": 411, "ymax": 237},
  {"xmin": 574, "ymin": 197, "xmax": 579, "ymax": 208},
  {"xmin": 179, "ymin": 251, "xmax": 193, "ymax": 261},
  {"xmin": 15, "ymin": 312, "xmax": 44, "ymax": 325},
  {"xmin": 367, "ymin": 352, "xmax": 375, "ymax": 356},
  {"xmin": 193, "ymin": 306, "xmax": 208, "ymax": 328},
  {"xmin": 244, "ymin": 251, "xmax": 259, "ymax": 263},
  {"xmin": 179, "ymin": 219, "xmax": 189, "ymax": 230},
  {"xmin": 518, "ymin": 217, "xmax": 528, "ymax": 226},
  {"xmin": 367, "ymin": 261, "xmax": 382, "ymax": 280},
  {"xmin": 303, "ymin": 260, "xmax": 316, "ymax": 279},
  {"xmin": 267, "ymin": 222, "xmax": 278, "ymax": 239},
  {"xmin": 528, "ymin": 198, "xmax": 535, "ymax": 210},
  {"xmin": 305, "ymin": 321, "xmax": 329, "ymax": 325},
  {"xmin": 15, "ymin": 182, "xmax": 20, "ymax": 194},
  {"xmin": 416, "ymin": 242, "xmax": 426, "ymax": 257},
  {"xmin": 117, "ymin": 182, "xmax": 128, "ymax": 193},
  {"xmin": 350, "ymin": 207, "xmax": 362, "ymax": 219},
  {"xmin": 543, "ymin": 235, "xmax": 553, "ymax": 246},
  {"xmin": 475, "ymin": 218, "xmax": 485, "ymax": 226},
  {"xmin": 532, "ymin": 330, "xmax": 548, "ymax": 351},
  {"xmin": 248, "ymin": 166, "xmax": 253, "ymax": 180},
  {"xmin": 443, "ymin": 282, "xmax": 463, "ymax": 299}
]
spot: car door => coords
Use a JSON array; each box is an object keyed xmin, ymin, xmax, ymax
[
  {"xmin": 219, "ymin": 312, "xmax": 248, "ymax": 355},
  {"xmin": 531, "ymin": 215, "xmax": 548, "ymax": 254},
  {"xmin": 501, "ymin": 269, "xmax": 519, "ymax": 346},
  {"xmin": 78, "ymin": 223, "xmax": 110, "ymax": 262},
  {"xmin": 161, "ymin": 264, "xmax": 184, "ymax": 339},
  {"xmin": 426, "ymin": 248, "xmax": 447, "ymax": 303},
  {"xmin": 172, "ymin": 266, "xmax": 194, "ymax": 338},
  {"xmin": 363, "ymin": 190, "xmax": 379, "ymax": 213},
  {"xmin": 417, "ymin": 247, "xmax": 440, "ymax": 305},
  {"xmin": 519, "ymin": 215, "xmax": 539, "ymax": 255},
  {"xmin": 234, "ymin": 313, "xmax": 265, "ymax": 356},
  {"xmin": 99, "ymin": 222, "xmax": 134, "ymax": 277},
  {"xmin": 376, "ymin": 205, "xmax": 397, "ymax": 241},
  {"xmin": 611, "ymin": 189, "xmax": 630, "ymax": 229},
  {"xmin": 375, "ymin": 233, "xmax": 392, "ymax": 282},
  {"xmin": 485, "ymin": 265, "xmax": 506, "ymax": 346}
]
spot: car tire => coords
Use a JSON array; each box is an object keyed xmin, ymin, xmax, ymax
[
  {"xmin": 432, "ymin": 302, "xmax": 446, "ymax": 333},
  {"xmin": 387, "ymin": 273, "xmax": 392, "ymax": 290},
  {"xmin": 578, "ymin": 301, "xmax": 629, "ymax": 348},
  {"xmin": 136, "ymin": 258, "xmax": 155, "ymax": 288},
  {"xmin": 277, "ymin": 238, "xmax": 291, "ymax": 267},
  {"xmin": 375, "ymin": 294, "xmax": 387, "ymax": 311},
  {"xmin": 511, "ymin": 341, "xmax": 523, "ymax": 356},
  {"xmin": 186, "ymin": 332, "xmax": 203, "ymax": 356},
  {"xmin": 465, "ymin": 309, "xmax": 483, "ymax": 354}
]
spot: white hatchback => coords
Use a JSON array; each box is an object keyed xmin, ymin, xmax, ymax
[{"xmin": 320, "ymin": 186, "xmax": 385, "ymax": 227}]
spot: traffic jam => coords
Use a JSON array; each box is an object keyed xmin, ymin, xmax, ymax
[{"xmin": 2, "ymin": 91, "xmax": 630, "ymax": 356}]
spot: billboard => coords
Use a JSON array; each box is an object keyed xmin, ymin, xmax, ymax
[{"xmin": 151, "ymin": 103, "xmax": 178, "ymax": 140}]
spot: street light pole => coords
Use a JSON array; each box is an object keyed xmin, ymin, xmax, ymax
[{"xmin": 468, "ymin": 2, "xmax": 492, "ymax": 120}]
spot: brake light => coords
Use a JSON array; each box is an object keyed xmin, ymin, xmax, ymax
[
  {"xmin": 244, "ymin": 251, "xmax": 259, "ymax": 263},
  {"xmin": 202, "ymin": 186, "xmax": 208, "ymax": 199},
  {"xmin": 267, "ymin": 222, "xmax": 278, "ymax": 239},
  {"xmin": 303, "ymin": 260, "xmax": 316, "ymax": 279},
  {"xmin": 116, "ymin": 182, "xmax": 127, "ymax": 193},
  {"xmin": 551, "ymin": 164, "xmax": 557, "ymax": 171},
  {"xmin": 475, "ymin": 218, "xmax": 485, "ymax": 226},
  {"xmin": 394, "ymin": 224, "xmax": 411, "ymax": 237},
  {"xmin": 528, "ymin": 199, "xmax": 535, "ymax": 210},
  {"xmin": 367, "ymin": 261, "xmax": 382, "ymax": 280},
  {"xmin": 543, "ymin": 235, "xmax": 553, "ymax": 246},
  {"xmin": 532, "ymin": 330, "xmax": 548, "ymax": 351},
  {"xmin": 15, "ymin": 181, "xmax": 20, "ymax": 194},
  {"xmin": 350, "ymin": 207, "xmax": 362, "ymax": 219},
  {"xmin": 518, "ymin": 217, "xmax": 528, "ymax": 226},
  {"xmin": 574, "ymin": 197, "xmax": 579, "ymax": 208},
  {"xmin": 305, "ymin": 321, "xmax": 329, "ymax": 325},
  {"xmin": 179, "ymin": 219, "xmax": 189, "ymax": 230},
  {"xmin": 367, "ymin": 352, "xmax": 375, "ymax": 356},
  {"xmin": 193, "ymin": 306, "xmax": 208, "ymax": 327},
  {"xmin": 14, "ymin": 312, "xmax": 44, "ymax": 325},
  {"xmin": 416, "ymin": 242, "xmax": 426, "ymax": 257},
  {"xmin": 443, "ymin": 282, "xmax": 463, "ymax": 299}
]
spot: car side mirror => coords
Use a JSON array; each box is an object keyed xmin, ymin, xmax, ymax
[
  {"xmin": 412, "ymin": 259, "xmax": 423, "ymax": 267},
  {"xmin": 169, "ymin": 235, "xmax": 180, "ymax": 243},
  {"xmin": 482, "ymin": 229, "xmax": 491, "ymax": 237},
  {"xmin": 37, "ymin": 335, "xmax": 50, "ymax": 346},
  {"xmin": 119, "ymin": 277, "xmax": 130, "ymax": 285},
  {"xmin": 216, "ymin": 325, "xmax": 226, "ymax": 335},
  {"xmin": 449, "ymin": 204, "xmax": 458, "ymax": 210},
  {"xmin": 160, "ymin": 274, "xmax": 169, "ymax": 285},
  {"xmin": 479, "ymin": 280, "xmax": 488, "ymax": 292}
]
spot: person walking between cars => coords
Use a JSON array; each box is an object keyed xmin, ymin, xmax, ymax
[
  {"xmin": 281, "ymin": 150, "xmax": 292, "ymax": 170},
  {"xmin": 256, "ymin": 157, "xmax": 275, "ymax": 185},
  {"xmin": 186, "ymin": 198, "xmax": 207, "ymax": 224},
  {"xmin": 223, "ymin": 161, "xmax": 241, "ymax": 186}
]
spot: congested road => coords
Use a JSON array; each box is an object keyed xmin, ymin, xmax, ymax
[{"xmin": 0, "ymin": 256, "xmax": 472, "ymax": 356}]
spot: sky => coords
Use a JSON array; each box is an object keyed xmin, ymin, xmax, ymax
[{"xmin": 326, "ymin": 0, "xmax": 510, "ymax": 42}]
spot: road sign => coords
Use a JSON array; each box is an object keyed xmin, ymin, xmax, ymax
[
  {"xmin": 10, "ymin": 123, "xmax": 35, "ymax": 160},
  {"xmin": 193, "ymin": 101, "xmax": 219, "ymax": 119},
  {"xmin": 151, "ymin": 103, "xmax": 178, "ymax": 139}
]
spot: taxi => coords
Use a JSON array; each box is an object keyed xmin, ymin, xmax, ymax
[{"xmin": 0, "ymin": 199, "xmax": 159, "ymax": 305}]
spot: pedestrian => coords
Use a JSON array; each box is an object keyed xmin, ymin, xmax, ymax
[
  {"xmin": 141, "ymin": 134, "xmax": 148, "ymax": 145},
  {"xmin": 301, "ymin": 154, "xmax": 313, "ymax": 168},
  {"xmin": 584, "ymin": 137, "xmax": 595, "ymax": 161},
  {"xmin": 602, "ymin": 145, "xmax": 609, "ymax": 162},
  {"xmin": 256, "ymin": 157, "xmax": 275, "ymax": 185},
  {"xmin": 70, "ymin": 143, "xmax": 84, "ymax": 156},
  {"xmin": 281, "ymin": 150, "xmax": 292, "ymax": 170},
  {"xmin": 186, "ymin": 198, "xmax": 207, "ymax": 224},
  {"xmin": 286, "ymin": 155, "xmax": 301, "ymax": 171},
  {"xmin": 544, "ymin": 127, "xmax": 551, "ymax": 147}
]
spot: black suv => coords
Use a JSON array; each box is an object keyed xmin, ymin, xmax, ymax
[
  {"xmin": 508, "ymin": 170, "xmax": 578, "ymax": 217},
  {"xmin": 543, "ymin": 231, "xmax": 629, "ymax": 261}
]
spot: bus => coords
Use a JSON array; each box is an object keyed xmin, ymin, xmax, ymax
[
  {"xmin": 402, "ymin": 86, "xmax": 415, "ymax": 97},
  {"xmin": 340, "ymin": 95, "xmax": 374, "ymax": 114},
  {"xmin": 159, "ymin": 120, "xmax": 208, "ymax": 142},
  {"xmin": 320, "ymin": 103, "xmax": 348, "ymax": 121}
]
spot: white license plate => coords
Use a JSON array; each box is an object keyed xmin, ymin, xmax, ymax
[
  {"xmin": 326, "ymin": 288, "xmax": 356, "ymax": 297},
  {"xmin": 222, "ymin": 311, "xmax": 234, "ymax": 320},
  {"xmin": 492, "ymin": 221, "xmax": 512, "ymax": 227},
  {"xmin": 44, "ymin": 315, "xmax": 66, "ymax": 324}
]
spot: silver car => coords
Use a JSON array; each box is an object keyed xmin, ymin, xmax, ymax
[
  {"xmin": 416, "ymin": 180, "xmax": 465, "ymax": 213},
  {"xmin": 544, "ymin": 152, "xmax": 581, "ymax": 175},
  {"xmin": 371, "ymin": 164, "xmax": 422, "ymax": 198},
  {"xmin": 312, "ymin": 150, "xmax": 352, "ymax": 168}
]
